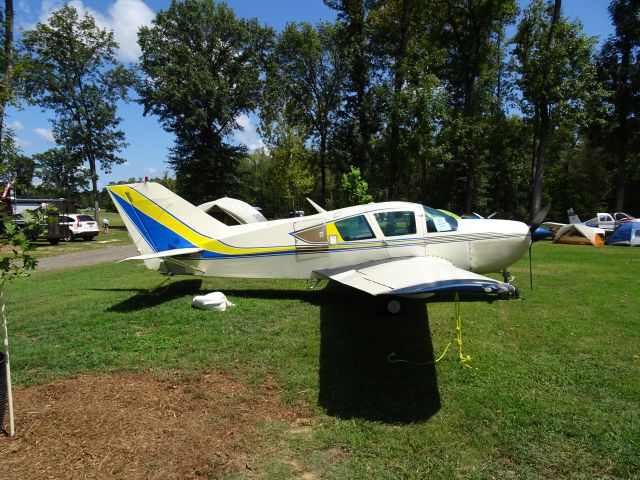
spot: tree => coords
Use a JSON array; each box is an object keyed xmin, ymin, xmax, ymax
[
  {"xmin": 33, "ymin": 148, "xmax": 89, "ymax": 199},
  {"xmin": 340, "ymin": 165, "xmax": 372, "ymax": 206},
  {"xmin": 262, "ymin": 22, "xmax": 346, "ymax": 206},
  {"xmin": 6, "ymin": 154, "xmax": 34, "ymax": 196},
  {"xmin": 432, "ymin": 0, "xmax": 517, "ymax": 213},
  {"xmin": 0, "ymin": 0, "xmax": 15, "ymax": 156},
  {"xmin": 324, "ymin": 0, "xmax": 377, "ymax": 177},
  {"xmin": 22, "ymin": 5, "xmax": 133, "ymax": 224},
  {"xmin": 264, "ymin": 121, "xmax": 315, "ymax": 216},
  {"xmin": 512, "ymin": 0, "xmax": 602, "ymax": 221},
  {"xmin": 137, "ymin": 0, "xmax": 273, "ymax": 203},
  {"xmin": 599, "ymin": 0, "xmax": 640, "ymax": 211}
]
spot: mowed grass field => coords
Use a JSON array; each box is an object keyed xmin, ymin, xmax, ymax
[{"xmin": 3, "ymin": 242, "xmax": 640, "ymax": 478}]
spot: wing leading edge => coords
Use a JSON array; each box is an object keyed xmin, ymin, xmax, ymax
[{"xmin": 314, "ymin": 256, "xmax": 518, "ymax": 300}]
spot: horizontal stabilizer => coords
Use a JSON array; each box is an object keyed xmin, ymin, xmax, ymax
[{"xmin": 119, "ymin": 247, "xmax": 203, "ymax": 262}]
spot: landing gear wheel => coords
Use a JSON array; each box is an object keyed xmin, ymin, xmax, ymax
[{"xmin": 387, "ymin": 299, "xmax": 402, "ymax": 314}]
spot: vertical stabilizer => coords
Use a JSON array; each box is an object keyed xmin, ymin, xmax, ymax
[
  {"xmin": 107, "ymin": 182, "xmax": 227, "ymax": 256},
  {"xmin": 567, "ymin": 208, "xmax": 581, "ymax": 224}
]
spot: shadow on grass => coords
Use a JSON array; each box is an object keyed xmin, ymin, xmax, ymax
[
  {"xmin": 317, "ymin": 283, "xmax": 441, "ymax": 424},
  {"xmin": 92, "ymin": 279, "xmax": 204, "ymax": 312}
]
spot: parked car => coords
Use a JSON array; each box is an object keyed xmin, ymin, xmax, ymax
[{"xmin": 59, "ymin": 213, "xmax": 99, "ymax": 241}]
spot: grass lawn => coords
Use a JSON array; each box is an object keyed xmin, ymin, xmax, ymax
[{"xmin": 3, "ymin": 242, "xmax": 639, "ymax": 478}]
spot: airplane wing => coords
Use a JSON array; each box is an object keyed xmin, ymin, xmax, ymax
[
  {"xmin": 120, "ymin": 247, "xmax": 203, "ymax": 262},
  {"xmin": 314, "ymin": 256, "xmax": 518, "ymax": 299},
  {"xmin": 541, "ymin": 221, "xmax": 565, "ymax": 230}
]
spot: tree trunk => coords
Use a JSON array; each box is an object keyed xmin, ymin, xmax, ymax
[
  {"xmin": 88, "ymin": 155, "xmax": 100, "ymax": 225},
  {"xmin": 319, "ymin": 130, "xmax": 327, "ymax": 205},
  {"xmin": 528, "ymin": 0, "xmax": 561, "ymax": 222},
  {"xmin": 463, "ymin": 75, "xmax": 475, "ymax": 215},
  {"xmin": 0, "ymin": 0, "xmax": 15, "ymax": 151},
  {"xmin": 420, "ymin": 153, "xmax": 428, "ymax": 204},
  {"xmin": 615, "ymin": 111, "xmax": 627, "ymax": 212},
  {"xmin": 614, "ymin": 30, "xmax": 632, "ymax": 212},
  {"xmin": 388, "ymin": 0, "xmax": 412, "ymax": 200},
  {"xmin": 347, "ymin": 1, "xmax": 370, "ymax": 177},
  {"xmin": 529, "ymin": 110, "xmax": 549, "ymax": 221}
]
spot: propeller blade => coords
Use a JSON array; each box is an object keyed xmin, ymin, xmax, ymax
[
  {"xmin": 529, "ymin": 203, "xmax": 552, "ymax": 233},
  {"xmin": 528, "ymin": 204, "xmax": 551, "ymax": 290}
]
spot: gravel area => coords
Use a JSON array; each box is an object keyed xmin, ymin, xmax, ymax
[{"xmin": 36, "ymin": 244, "xmax": 138, "ymax": 271}]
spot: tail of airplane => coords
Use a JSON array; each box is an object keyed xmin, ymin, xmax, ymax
[
  {"xmin": 107, "ymin": 182, "xmax": 228, "ymax": 255},
  {"xmin": 567, "ymin": 208, "xmax": 581, "ymax": 224}
]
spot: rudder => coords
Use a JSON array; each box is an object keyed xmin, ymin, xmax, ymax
[{"xmin": 107, "ymin": 182, "xmax": 227, "ymax": 255}]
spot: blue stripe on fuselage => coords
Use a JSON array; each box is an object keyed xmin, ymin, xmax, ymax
[{"xmin": 113, "ymin": 193, "xmax": 195, "ymax": 251}]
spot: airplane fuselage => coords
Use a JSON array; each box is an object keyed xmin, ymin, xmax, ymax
[{"xmin": 155, "ymin": 202, "xmax": 531, "ymax": 280}]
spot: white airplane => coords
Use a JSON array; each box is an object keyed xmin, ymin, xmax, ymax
[{"xmin": 107, "ymin": 181, "xmax": 534, "ymax": 307}]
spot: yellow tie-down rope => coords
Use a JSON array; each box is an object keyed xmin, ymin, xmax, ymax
[{"xmin": 387, "ymin": 293, "xmax": 472, "ymax": 368}]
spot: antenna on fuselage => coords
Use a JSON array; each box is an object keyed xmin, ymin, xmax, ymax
[{"xmin": 306, "ymin": 198, "xmax": 326, "ymax": 214}]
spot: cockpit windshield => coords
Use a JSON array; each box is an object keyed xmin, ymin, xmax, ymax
[{"xmin": 423, "ymin": 206, "xmax": 458, "ymax": 233}]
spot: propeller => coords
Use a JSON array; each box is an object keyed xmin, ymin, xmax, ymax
[{"xmin": 528, "ymin": 203, "xmax": 552, "ymax": 290}]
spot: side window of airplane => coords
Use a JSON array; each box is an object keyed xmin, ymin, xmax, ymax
[
  {"xmin": 334, "ymin": 215, "xmax": 376, "ymax": 241},
  {"xmin": 423, "ymin": 206, "xmax": 458, "ymax": 233},
  {"xmin": 373, "ymin": 211, "xmax": 417, "ymax": 237}
]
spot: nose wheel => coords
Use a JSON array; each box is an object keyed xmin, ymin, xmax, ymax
[{"xmin": 386, "ymin": 299, "xmax": 402, "ymax": 314}]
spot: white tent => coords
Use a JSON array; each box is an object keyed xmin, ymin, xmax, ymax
[{"xmin": 554, "ymin": 223, "xmax": 604, "ymax": 246}]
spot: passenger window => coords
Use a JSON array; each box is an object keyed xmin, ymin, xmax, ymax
[
  {"xmin": 334, "ymin": 215, "xmax": 375, "ymax": 241},
  {"xmin": 374, "ymin": 211, "xmax": 417, "ymax": 237},
  {"xmin": 423, "ymin": 206, "xmax": 458, "ymax": 232}
]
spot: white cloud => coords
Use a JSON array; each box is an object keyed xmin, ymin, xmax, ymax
[
  {"xmin": 233, "ymin": 114, "xmax": 266, "ymax": 153},
  {"xmin": 142, "ymin": 167, "xmax": 157, "ymax": 175},
  {"xmin": 34, "ymin": 127, "xmax": 55, "ymax": 143},
  {"xmin": 109, "ymin": 0, "xmax": 155, "ymax": 62},
  {"xmin": 7, "ymin": 120, "xmax": 24, "ymax": 131},
  {"xmin": 38, "ymin": 0, "xmax": 155, "ymax": 63},
  {"xmin": 123, "ymin": 161, "xmax": 131, "ymax": 167},
  {"xmin": 15, "ymin": 138, "xmax": 33, "ymax": 148}
]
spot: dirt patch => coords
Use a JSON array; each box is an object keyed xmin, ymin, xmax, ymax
[{"xmin": 1, "ymin": 371, "xmax": 306, "ymax": 479}]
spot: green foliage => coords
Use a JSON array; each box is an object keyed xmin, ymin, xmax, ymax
[
  {"xmin": 595, "ymin": 0, "xmax": 640, "ymax": 212},
  {"xmin": 265, "ymin": 124, "xmax": 315, "ymax": 215},
  {"xmin": 340, "ymin": 166, "xmax": 372, "ymax": 206},
  {"xmin": 512, "ymin": 0, "xmax": 601, "ymax": 123},
  {"xmin": 512, "ymin": 0, "xmax": 604, "ymax": 219},
  {"xmin": 0, "ymin": 211, "xmax": 37, "ymax": 283},
  {"xmin": 261, "ymin": 21, "xmax": 346, "ymax": 204},
  {"xmin": 5, "ymin": 154, "xmax": 34, "ymax": 197},
  {"xmin": 137, "ymin": 0, "xmax": 273, "ymax": 202},
  {"xmin": 33, "ymin": 147, "xmax": 89, "ymax": 198},
  {"xmin": 236, "ymin": 149, "xmax": 273, "ymax": 214},
  {"xmin": 21, "ymin": 4, "xmax": 133, "ymax": 221}
]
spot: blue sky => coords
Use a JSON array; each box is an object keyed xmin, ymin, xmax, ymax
[{"xmin": 7, "ymin": 0, "xmax": 614, "ymax": 190}]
